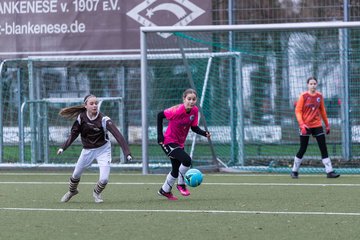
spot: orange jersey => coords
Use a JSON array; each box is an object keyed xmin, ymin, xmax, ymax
[{"xmin": 295, "ymin": 91, "xmax": 329, "ymax": 128}]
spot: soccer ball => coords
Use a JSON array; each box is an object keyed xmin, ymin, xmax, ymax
[{"xmin": 185, "ymin": 168, "xmax": 203, "ymax": 187}]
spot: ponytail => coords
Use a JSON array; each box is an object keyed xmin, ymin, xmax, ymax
[{"xmin": 59, "ymin": 105, "xmax": 85, "ymax": 119}]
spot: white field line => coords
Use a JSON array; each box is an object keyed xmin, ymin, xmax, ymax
[
  {"xmin": 0, "ymin": 207, "xmax": 359, "ymax": 216},
  {"xmin": 0, "ymin": 182, "xmax": 360, "ymax": 187},
  {"xmin": 1, "ymin": 172, "xmax": 360, "ymax": 177},
  {"xmin": 0, "ymin": 173, "xmax": 133, "ymax": 176}
]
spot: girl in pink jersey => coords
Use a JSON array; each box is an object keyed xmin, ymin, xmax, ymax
[{"xmin": 157, "ymin": 89, "xmax": 211, "ymax": 200}]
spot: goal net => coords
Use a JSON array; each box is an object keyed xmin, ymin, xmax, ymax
[
  {"xmin": 2, "ymin": 22, "xmax": 360, "ymax": 174},
  {"xmin": 0, "ymin": 56, "xmax": 141, "ymax": 166},
  {"xmin": 141, "ymin": 22, "xmax": 360, "ymax": 173}
]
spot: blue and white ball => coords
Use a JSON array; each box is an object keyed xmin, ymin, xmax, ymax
[{"xmin": 185, "ymin": 168, "xmax": 203, "ymax": 187}]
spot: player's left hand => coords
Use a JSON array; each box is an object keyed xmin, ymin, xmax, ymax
[
  {"xmin": 205, "ymin": 131, "xmax": 211, "ymax": 139},
  {"xmin": 326, "ymin": 125, "xmax": 330, "ymax": 135},
  {"xmin": 126, "ymin": 154, "xmax": 133, "ymax": 162}
]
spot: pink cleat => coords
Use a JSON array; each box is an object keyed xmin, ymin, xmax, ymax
[
  {"xmin": 176, "ymin": 184, "xmax": 190, "ymax": 196},
  {"xmin": 158, "ymin": 188, "xmax": 178, "ymax": 201}
]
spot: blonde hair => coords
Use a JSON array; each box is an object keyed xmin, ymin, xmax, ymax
[{"xmin": 58, "ymin": 94, "xmax": 95, "ymax": 119}]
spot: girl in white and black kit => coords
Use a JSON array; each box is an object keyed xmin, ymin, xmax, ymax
[{"xmin": 57, "ymin": 94, "xmax": 132, "ymax": 203}]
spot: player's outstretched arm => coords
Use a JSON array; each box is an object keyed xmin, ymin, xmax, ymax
[
  {"xmin": 106, "ymin": 119, "xmax": 132, "ymax": 158},
  {"xmin": 191, "ymin": 126, "xmax": 211, "ymax": 139}
]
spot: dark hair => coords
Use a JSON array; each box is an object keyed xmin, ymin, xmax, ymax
[
  {"xmin": 307, "ymin": 77, "xmax": 317, "ymax": 83},
  {"xmin": 182, "ymin": 88, "xmax": 197, "ymax": 99}
]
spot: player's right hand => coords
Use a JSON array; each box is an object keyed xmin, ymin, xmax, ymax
[
  {"xmin": 157, "ymin": 135, "xmax": 164, "ymax": 145},
  {"xmin": 57, "ymin": 148, "xmax": 64, "ymax": 155},
  {"xmin": 300, "ymin": 124, "xmax": 309, "ymax": 135}
]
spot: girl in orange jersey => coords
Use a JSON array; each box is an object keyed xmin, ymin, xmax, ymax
[{"xmin": 291, "ymin": 77, "xmax": 340, "ymax": 179}]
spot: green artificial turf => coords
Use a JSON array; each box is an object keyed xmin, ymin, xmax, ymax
[{"xmin": 0, "ymin": 172, "xmax": 359, "ymax": 240}]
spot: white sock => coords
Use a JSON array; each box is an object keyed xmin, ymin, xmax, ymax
[
  {"xmin": 178, "ymin": 164, "xmax": 190, "ymax": 185},
  {"xmin": 322, "ymin": 157, "xmax": 333, "ymax": 173},
  {"xmin": 162, "ymin": 172, "xmax": 176, "ymax": 193},
  {"xmin": 292, "ymin": 156, "xmax": 302, "ymax": 172}
]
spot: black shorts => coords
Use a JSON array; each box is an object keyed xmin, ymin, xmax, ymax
[
  {"xmin": 300, "ymin": 126, "xmax": 324, "ymax": 137},
  {"xmin": 159, "ymin": 143, "xmax": 183, "ymax": 157}
]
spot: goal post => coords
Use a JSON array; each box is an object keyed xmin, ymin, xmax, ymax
[
  {"xmin": 140, "ymin": 46, "xmax": 244, "ymax": 173},
  {"xmin": 0, "ymin": 56, "xmax": 137, "ymax": 166},
  {"xmin": 141, "ymin": 21, "xmax": 360, "ymax": 174}
]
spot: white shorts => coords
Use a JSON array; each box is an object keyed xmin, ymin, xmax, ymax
[{"xmin": 78, "ymin": 141, "xmax": 112, "ymax": 167}]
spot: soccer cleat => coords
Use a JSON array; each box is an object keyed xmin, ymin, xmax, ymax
[
  {"xmin": 327, "ymin": 171, "xmax": 340, "ymax": 178},
  {"xmin": 93, "ymin": 191, "xmax": 104, "ymax": 203},
  {"xmin": 61, "ymin": 190, "xmax": 79, "ymax": 202},
  {"xmin": 290, "ymin": 171, "xmax": 299, "ymax": 179},
  {"xmin": 157, "ymin": 188, "xmax": 178, "ymax": 201},
  {"xmin": 176, "ymin": 184, "xmax": 190, "ymax": 196}
]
